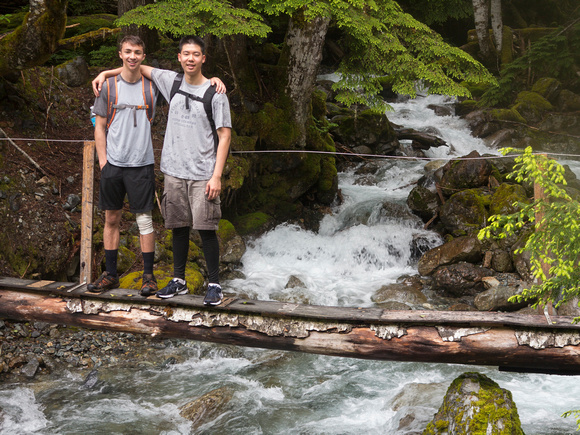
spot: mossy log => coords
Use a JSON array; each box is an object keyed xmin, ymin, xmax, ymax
[{"xmin": 1, "ymin": 277, "xmax": 580, "ymax": 375}]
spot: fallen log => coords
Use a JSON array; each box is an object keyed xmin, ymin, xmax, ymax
[{"xmin": 1, "ymin": 277, "xmax": 579, "ymax": 375}]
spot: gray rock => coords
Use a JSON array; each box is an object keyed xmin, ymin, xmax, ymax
[
  {"xmin": 21, "ymin": 357, "xmax": 40, "ymax": 379},
  {"xmin": 474, "ymin": 285, "xmax": 528, "ymax": 311},
  {"xmin": 56, "ymin": 57, "xmax": 90, "ymax": 87}
]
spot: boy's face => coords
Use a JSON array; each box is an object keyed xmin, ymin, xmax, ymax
[
  {"xmin": 119, "ymin": 42, "xmax": 145, "ymax": 73},
  {"xmin": 178, "ymin": 43, "xmax": 205, "ymax": 76}
]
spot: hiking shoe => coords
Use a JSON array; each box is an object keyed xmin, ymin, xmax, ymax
[
  {"xmin": 87, "ymin": 271, "xmax": 120, "ymax": 293},
  {"xmin": 140, "ymin": 274, "xmax": 158, "ymax": 297},
  {"xmin": 203, "ymin": 284, "xmax": 223, "ymax": 306},
  {"xmin": 156, "ymin": 278, "xmax": 188, "ymax": 299}
]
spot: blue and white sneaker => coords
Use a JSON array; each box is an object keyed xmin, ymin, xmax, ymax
[
  {"xmin": 203, "ymin": 284, "xmax": 223, "ymax": 306},
  {"xmin": 156, "ymin": 278, "xmax": 188, "ymax": 299}
]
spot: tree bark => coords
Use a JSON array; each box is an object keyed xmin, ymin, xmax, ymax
[
  {"xmin": 490, "ymin": 0, "xmax": 503, "ymax": 53},
  {"xmin": 285, "ymin": 11, "xmax": 331, "ymax": 148},
  {"xmin": 0, "ymin": 0, "xmax": 68, "ymax": 77},
  {"xmin": 472, "ymin": 0, "xmax": 493, "ymax": 61},
  {"xmin": 118, "ymin": 0, "xmax": 159, "ymax": 53}
]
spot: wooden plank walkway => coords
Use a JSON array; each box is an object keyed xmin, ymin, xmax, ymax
[{"xmin": 1, "ymin": 277, "xmax": 579, "ymax": 375}]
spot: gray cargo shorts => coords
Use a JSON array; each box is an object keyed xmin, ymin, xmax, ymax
[{"xmin": 161, "ymin": 174, "xmax": 221, "ymax": 230}]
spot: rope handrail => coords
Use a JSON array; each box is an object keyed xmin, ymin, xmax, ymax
[{"xmin": 2, "ymin": 137, "xmax": 580, "ymax": 161}]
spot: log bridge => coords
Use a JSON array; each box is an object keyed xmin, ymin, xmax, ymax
[{"xmin": 1, "ymin": 277, "xmax": 580, "ymax": 375}]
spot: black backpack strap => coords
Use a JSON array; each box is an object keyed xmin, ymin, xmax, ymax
[
  {"xmin": 169, "ymin": 73, "xmax": 183, "ymax": 103},
  {"xmin": 201, "ymin": 85, "xmax": 218, "ymax": 152}
]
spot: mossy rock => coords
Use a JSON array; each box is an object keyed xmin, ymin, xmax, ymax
[
  {"xmin": 512, "ymin": 91, "xmax": 554, "ymax": 124},
  {"xmin": 423, "ymin": 372, "xmax": 524, "ymax": 435},
  {"xmin": 490, "ymin": 108, "xmax": 526, "ymax": 124},
  {"xmin": 232, "ymin": 212, "xmax": 273, "ymax": 236},
  {"xmin": 489, "ymin": 183, "xmax": 529, "ymax": 216},
  {"xmin": 531, "ymin": 77, "xmax": 562, "ymax": 103},
  {"xmin": 557, "ymin": 89, "xmax": 580, "ymax": 112}
]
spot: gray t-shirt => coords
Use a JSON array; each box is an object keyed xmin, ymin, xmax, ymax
[
  {"xmin": 151, "ymin": 69, "xmax": 232, "ymax": 181},
  {"xmin": 93, "ymin": 75, "xmax": 156, "ymax": 167}
]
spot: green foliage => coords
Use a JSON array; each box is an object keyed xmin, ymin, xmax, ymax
[
  {"xmin": 478, "ymin": 147, "xmax": 580, "ymax": 319},
  {"xmin": 562, "ymin": 410, "xmax": 580, "ymax": 431},
  {"xmin": 116, "ymin": 0, "xmax": 270, "ymax": 39},
  {"xmin": 115, "ymin": 0, "xmax": 496, "ymax": 112},
  {"xmin": 331, "ymin": 0, "xmax": 495, "ymax": 110},
  {"xmin": 480, "ymin": 22, "xmax": 580, "ymax": 107},
  {"xmin": 88, "ymin": 45, "xmax": 120, "ymax": 67}
]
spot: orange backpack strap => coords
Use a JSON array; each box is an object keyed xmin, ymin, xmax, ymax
[
  {"xmin": 105, "ymin": 76, "xmax": 118, "ymax": 129},
  {"xmin": 141, "ymin": 76, "xmax": 154, "ymax": 123}
]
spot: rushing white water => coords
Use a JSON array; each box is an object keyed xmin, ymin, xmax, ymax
[{"xmin": 1, "ymin": 95, "xmax": 579, "ymax": 434}]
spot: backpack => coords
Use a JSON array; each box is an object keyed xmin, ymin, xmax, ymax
[
  {"xmin": 105, "ymin": 75, "xmax": 155, "ymax": 129},
  {"xmin": 169, "ymin": 73, "xmax": 219, "ymax": 152}
]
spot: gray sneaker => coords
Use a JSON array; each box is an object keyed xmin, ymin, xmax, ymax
[
  {"xmin": 156, "ymin": 278, "xmax": 188, "ymax": 299},
  {"xmin": 203, "ymin": 284, "xmax": 223, "ymax": 306}
]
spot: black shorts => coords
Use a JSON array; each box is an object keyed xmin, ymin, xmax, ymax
[{"xmin": 99, "ymin": 163, "xmax": 155, "ymax": 213}]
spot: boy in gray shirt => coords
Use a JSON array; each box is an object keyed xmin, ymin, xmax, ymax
[
  {"xmin": 89, "ymin": 35, "xmax": 158, "ymax": 296},
  {"xmin": 93, "ymin": 35, "xmax": 231, "ymax": 305}
]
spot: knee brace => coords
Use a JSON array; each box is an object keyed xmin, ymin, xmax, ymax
[{"xmin": 136, "ymin": 211, "xmax": 154, "ymax": 235}]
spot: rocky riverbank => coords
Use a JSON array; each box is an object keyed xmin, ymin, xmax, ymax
[{"xmin": 0, "ymin": 319, "xmax": 183, "ymax": 381}]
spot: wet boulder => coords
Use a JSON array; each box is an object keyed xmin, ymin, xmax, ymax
[
  {"xmin": 330, "ymin": 109, "xmax": 399, "ymax": 155},
  {"xmin": 439, "ymin": 151, "xmax": 493, "ymax": 196},
  {"xmin": 432, "ymin": 262, "xmax": 494, "ymax": 297},
  {"xmin": 423, "ymin": 372, "xmax": 524, "ymax": 435},
  {"xmin": 407, "ymin": 185, "xmax": 439, "ymax": 222},
  {"xmin": 372, "ymin": 281, "xmax": 428, "ymax": 308},
  {"xmin": 439, "ymin": 189, "xmax": 490, "ymax": 236},
  {"xmin": 180, "ymin": 387, "xmax": 234, "ymax": 429},
  {"xmin": 418, "ymin": 235, "xmax": 483, "ymax": 276},
  {"xmin": 474, "ymin": 276, "xmax": 529, "ymax": 311}
]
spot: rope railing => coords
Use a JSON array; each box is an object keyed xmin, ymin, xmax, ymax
[{"xmin": 2, "ymin": 137, "xmax": 580, "ymax": 161}]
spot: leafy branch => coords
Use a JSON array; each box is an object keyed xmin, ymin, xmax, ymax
[{"xmin": 478, "ymin": 147, "xmax": 580, "ymax": 320}]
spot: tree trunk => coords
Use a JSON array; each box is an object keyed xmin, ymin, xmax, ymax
[
  {"xmin": 472, "ymin": 0, "xmax": 493, "ymax": 61},
  {"xmin": 0, "ymin": 0, "xmax": 68, "ymax": 77},
  {"xmin": 490, "ymin": 0, "xmax": 503, "ymax": 53},
  {"xmin": 118, "ymin": 0, "xmax": 159, "ymax": 53},
  {"xmin": 285, "ymin": 11, "xmax": 331, "ymax": 148}
]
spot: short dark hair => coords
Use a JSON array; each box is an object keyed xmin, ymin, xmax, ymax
[
  {"xmin": 118, "ymin": 35, "xmax": 145, "ymax": 52},
  {"xmin": 178, "ymin": 35, "xmax": 205, "ymax": 55}
]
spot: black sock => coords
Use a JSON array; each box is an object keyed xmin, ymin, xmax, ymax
[
  {"xmin": 105, "ymin": 249, "xmax": 118, "ymax": 277},
  {"xmin": 143, "ymin": 252, "xmax": 154, "ymax": 275}
]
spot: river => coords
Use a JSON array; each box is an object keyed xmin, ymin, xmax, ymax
[{"xmin": 1, "ymin": 94, "xmax": 578, "ymax": 434}]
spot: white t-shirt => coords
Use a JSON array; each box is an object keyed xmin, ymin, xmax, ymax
[{"xmin": 151, "ymin": 69, "xmax": 232, "ymax": 181}]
